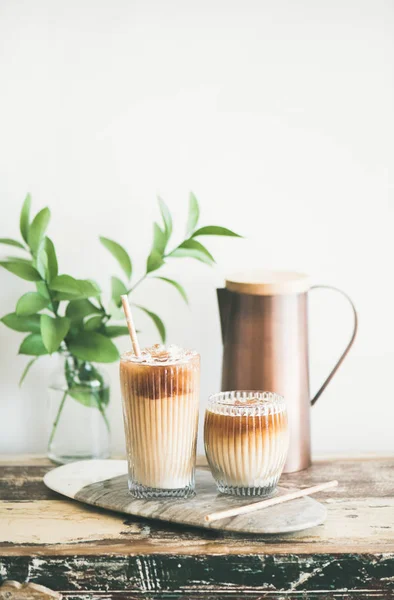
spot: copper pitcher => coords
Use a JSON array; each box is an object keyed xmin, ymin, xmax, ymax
[{"xmin": 217, "ymin": 271, "xmax": 358, "ymax": 473}]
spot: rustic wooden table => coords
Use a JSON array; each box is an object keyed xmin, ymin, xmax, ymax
[{"xmin": 0, "ymin": 455, "xmax": 393, "ymax": 599}]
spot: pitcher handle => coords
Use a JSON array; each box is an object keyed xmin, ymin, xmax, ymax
[{"xmin": 310, "ymin": 285, "xmax": 358, "ymax": 406}]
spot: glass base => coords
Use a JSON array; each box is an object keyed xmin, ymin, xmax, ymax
[
  {"xmin": 216, "ymin": 480, "xmax": 278, "ymax": 497},
  {"xmin": 48, "ymin": 450, "xmax": 110, "ymax": 465},
  {"xmin": 128, "ymin": 481, "xmax": 195, "ymax": 499}
]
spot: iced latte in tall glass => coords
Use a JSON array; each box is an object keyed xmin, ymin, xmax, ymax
[{"xmin": 120, "ymin": 344, "xmax": 200, "ymax": 498}]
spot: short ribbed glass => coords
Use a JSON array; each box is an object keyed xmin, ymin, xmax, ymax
[
  {"xmin": 204, "ymin": 391, "xmax": 289, "ymax": 496},
  {"xmin": 120, "ymin": 347, "xmax": 200, "ymax": 499}
]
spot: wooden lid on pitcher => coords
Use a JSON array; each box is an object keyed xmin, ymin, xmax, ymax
[{"xmin": 225, "ymin": 270, "xmax": 310, "ymax": 296}]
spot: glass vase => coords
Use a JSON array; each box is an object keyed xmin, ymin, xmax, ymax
[{"xmin": 47, "ymin": 351, "xmax": 110, "ymax": 464}]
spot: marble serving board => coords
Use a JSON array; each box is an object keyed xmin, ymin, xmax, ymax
[{"xmin": 44, "ymin": 460, "xmax": 327, "ymax": 535}]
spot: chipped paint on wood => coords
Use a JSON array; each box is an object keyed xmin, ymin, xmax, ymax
[
  {"xmin": 59, "ymin": 595, "xmax": 394, "ymax": 600},
  {"xmin": 0, "ymin": 553, "xmax": 393, "ymax": 594},
  {"xmin": 57, "ymin": 590, "xmax": 393, "ymax": 600},
  {"xmin": 0, "ymin": 456, "xmax": 393, "ymax": 597},
  {"xmin": 0, "ymin": 466, "xmax": 59, "ymax": 501},
  {"xmin": 0, "ymin": 501, "xmax": 142, "ymax": 545},
  {"xmin": 1, "ymin": 497, "xmax": 393, "ymax": 554}
]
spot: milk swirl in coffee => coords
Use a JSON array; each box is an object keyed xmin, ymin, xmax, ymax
[
  {"xmin": 120, "ymin": 344, "xmax": 200, "ymax": 498},
  {"xmin": 204, "ymin": 391, "xmax": 289, "ymax": 496}
]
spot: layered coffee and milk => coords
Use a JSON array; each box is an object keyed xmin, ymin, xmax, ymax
[
  {"xmin": 120, "ymin": 344, "xmax": 200, "ymax": 498},
  {"xmin": 204, "ymin": 391, "xmax": 288, "ymax": 496}
]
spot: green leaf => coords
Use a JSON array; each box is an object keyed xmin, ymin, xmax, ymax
[
  {"xmin": 0, "ymin": 261, "xmax": 41, "ymax": 281},
  {"xmin": 0, "ymin": 238, "xmax": 26, "ymax": 249},
  {"xmin": 50, "ymin": 274, "xmax": 78, "ymax": 294},
  {"xmin": 168, "ymin": 239, "xmax": 215, "ymax": 265},
  {"xmin": 111, "ymin": 276, "xmax": 128, "ymax": 308},
  {"xmin": 158, "ymin": 196, "xmax": 172, "ymax": 242},
  {"xmin": 19, "ymin": 357, "xmax": 38, "ymax": 387},
  {"xmin": 68, "ymin": 332, "xmax": 120, "ymax": 363},
  {"xmin": 50, "ymin": 275, "xmax": 101, "ymax": 300},
  {"xmin": 100, "ymin": 237, "xmax": 132, "ymax": 280},
  {"xmin": 192, "ymin": 225, "xmax": 242, "ymax": 238},
  {"xmin": 146, "ymin": 249, "xmax": 165, "ymax": 274},
  {"xmin": 76, "ymin": 361, "xmax": 109, "ymax": 397},
  {"xmin": 5, "ymin": 256, "xmax": 31, "ymax": 264},
  {"xmin": 84, "ymin": 315, "xmax": 104, "ymax": 331},
  {"xmin": 40, "ymin": 315, "xmax": 70, "ymax": 354},
  {"xmin": 1, "ymin": 313, "xmax": 41, "ymax": 333},
  {"xmin": 86, "ymin": 279, "xmax": 101, "ymax": 293},
  {"xmin": 28, "ymin": 207, "xmax": 51, "ymax": 254},
  {"xmin": 36, "ymin": 281, "xmax": 50, "ymax": 300},
  {"xmin": 99, "ymin": 387, "xmax": 110, "ymax": 407},
  {"xmin": 186, "ymin": 192, "xmax": 200, "ymax": 236},
  {"xmin": 104, "ymin": 325, "xmax": 131, "ymax": 338},
  {"xmin": 155, "ymin": 277, "xmax": 188, "ymax": 304},
  {"xmin": 36, "ymin": 247, "xmax": 48, "ymax": 280},
  {"xmin": 66, "ymin": 299, "xmax": 101, "ymax": 323},
  {"xmin": 68, "ymin": 383, "xmax": 110, "ymax": 412},
  {"xmin": 20, "ymin": 194, "xmax": 31, "ymax": 243},
  {"xmin": 67, "ymin": 386, "xmax": 100, "ymax": 408},
  {"xmin": 153, "ymin": 222, "xmax": 167, "ymax": 255},
  {"xmin": 140, "ymin": 221, "xmax": 165, "ymax": 280},
  {"xmin": 19, "ymin": 333, "xmax": 48, "ymax": 356},
  {"xmin": 42, "ymin": 237, "xmax": 58, "ymax": 281},
  {"xmin": 36, "ymin": 237, "xmax": 58, "ymax": 282},
  {"xmin": 135, "ymin": 305, "xmax": 166, "ymax": 343},
  {"xmin": 16, "ymin": 292, "xmax": 49, "ymax": 316},
  {"xmin": 68, "ymin": 362, "xmax": 110, "ymax": 416}
]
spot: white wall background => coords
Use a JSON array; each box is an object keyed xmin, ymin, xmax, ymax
[{"xmin": 0, "ymin": 0, "xmax": 393, "ymax": 457}]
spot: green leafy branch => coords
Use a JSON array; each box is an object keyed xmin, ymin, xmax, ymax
[
  {"xmin": 0, "ymin": 194, "xmax": 116, "ymax": 440},
  {"xmin": 1, "ymin": 196, "xmax": 118, "ymax": 372},
  {"xmin": 100, "ymin": 192, "xmax": 241, "ymax": 342},
  {"xmin": 1, "ymin": 192, "xmax": 241, "ymax": 384},
  {"xmin": 1, "ymin": 191, "xmax": 241, "ymax": 449}
]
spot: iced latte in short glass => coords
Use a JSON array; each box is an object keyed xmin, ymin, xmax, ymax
[
  {"xmin": 204, "ymin": 391, "xmax": 288, "ymax": 496},
  {"xmin": 120, "ymin": 344, "xmax": 200, "ymax": 498}
]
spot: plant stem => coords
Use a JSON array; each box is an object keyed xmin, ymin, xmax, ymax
[
  {"xmin": 126, "ymin": 239, "xmax": 187, "ymax": 296},
  {"xmin": 98, "ymin": 403, "xmax": 110, "ymax": 433},
  {"xmin": 98, "ymin": 298, "xmax": 108, "ymax": 314},
  {"xmin": 47, "ymin": 389, "xmax": 68, "ymax": 451},
  {"xmin": 45, "ymin": 282, "xmax": 58, "ymax": 316},
  {"xmin": 128, "ymin": 274, "xmax": 147, "ymax": 294}
]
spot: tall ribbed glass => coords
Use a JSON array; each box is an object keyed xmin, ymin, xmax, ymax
[
  {"xmin": 204, "ymin": 391, "xmax": 289, "ymax": 496},
  {"xmin": 120, "ymin": 345, "xmax": 200, "ymax": 498}
]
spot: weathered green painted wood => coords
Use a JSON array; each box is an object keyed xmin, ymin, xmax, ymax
[
  {"xmin": 0, "ymin": 456, "xmax": 393, "ymax": 598},
  {"xmin": 1, "ymin": 553, "xmax": 393, "ymax": 596},
  {"xmin": 0, "ymin": 465, "xmax": 59, "ymax": 501},
  {"xmin": 58, "ymin": 595, "xmax": 393, "ymax": 600},
  {"xmin": 59, "ymin": 595, "xmax": 394, "ymax": 600}
]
